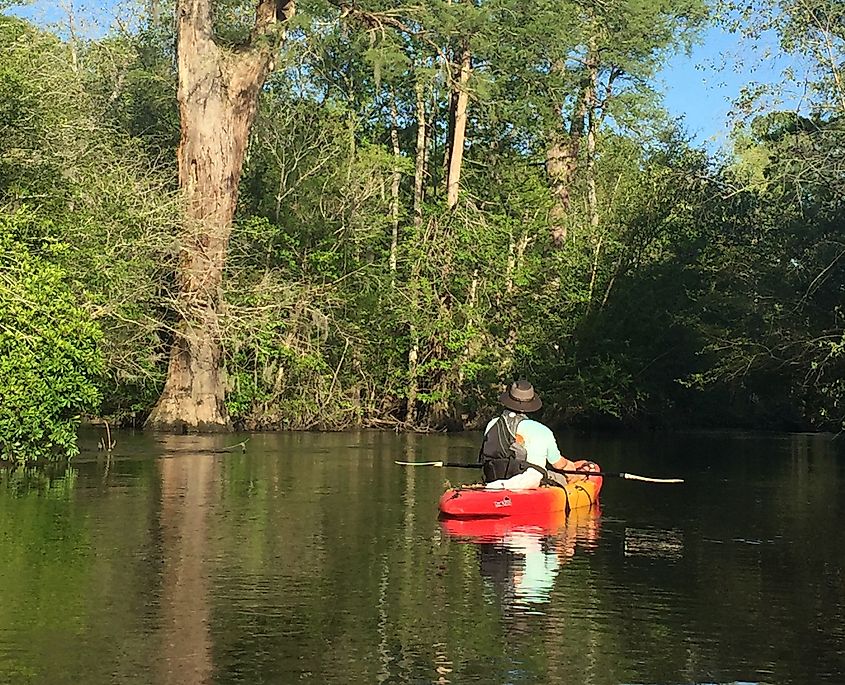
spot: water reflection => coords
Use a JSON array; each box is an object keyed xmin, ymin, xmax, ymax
[
  {"xmin": 442, "ymin": 507, "xmax": 602, "ymax": 608},
  {"xmin": 1, "ymin": 429, "xmax": 842, "ymax": 684},
  {"xmin": 0, "ymin": 463, "xmax": 77, "ymax": 497},
  {"xmin": 623, "ymin": 527, "xmax": 684, "ymax": 559},
  {"xmin": 157, "ymin": 445, "xmax": 216, "ymax": 685}
]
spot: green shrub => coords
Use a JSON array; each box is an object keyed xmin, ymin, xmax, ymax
[{"xmin": 0, "ymin": 211, "xmax": 104, "ymax": 462}]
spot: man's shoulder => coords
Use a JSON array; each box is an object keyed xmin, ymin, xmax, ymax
[{"xmin": 515, "ymin": 418, "xmax": 554, "ymax": 439}]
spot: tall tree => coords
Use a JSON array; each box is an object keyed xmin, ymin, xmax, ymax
[
  {"xmin": 445, "ymin": 43, "xmax": 471, "ymax": 209},
  {"xmin": 485, "ymin": 0, "xmax": 706, "ymax": 244},
  {"xmin": 145, "ymin": 0, "xmax": 295, "ymax": 431}
]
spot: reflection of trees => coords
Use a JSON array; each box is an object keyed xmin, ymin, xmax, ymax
[
  {"xmin": 460, "ymin": 507, "xmax": 603, "ymax": 606},
  {"xmin": 0, "ymin": 464, "xmax": 78, "ymax": 496},
  {"xmin": 456, "ymin": 507, "xmax": 606, "ymax": 684},
  {"xmin": 3, "ymin": 430, "xmax": 842, "ymax": 684},
  {"xmin": 542, "ymin": 509, "xmax": 604, "ymax": 685},
  {"xmin": 137, "ymin": 431, "xmax": 845, "ymax": 684},
  {"xmin": 0, "ymin": 458, "xmax": 159, "ymax": 684},
  {"xmin": 578, "ymin": 433, "xmax": 845, "ymax": 684},
  {"xmin": 158, "ymin": 451, "xmax": 216, "ymax": 685},
  {"xmin": 0, "ymin": 466, "xmax": 83, "ymax": 682}
]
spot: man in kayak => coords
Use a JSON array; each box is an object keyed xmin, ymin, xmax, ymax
[{"xmin": 479, "ymin": 380, "xmax": 593, "ymax": 490}]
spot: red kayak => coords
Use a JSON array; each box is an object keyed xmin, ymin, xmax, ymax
[{"xmin": 439, "ymin": 462, "xmax": 602, "ymax": 519}]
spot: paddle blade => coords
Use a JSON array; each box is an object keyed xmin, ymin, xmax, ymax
[
  {"xmin": 394, "ymin": 460, "xmax": 444, "ymax": 467},
  {"xmin": 621, "ymin": 473, "xmax": 684, "ymax": 484}
]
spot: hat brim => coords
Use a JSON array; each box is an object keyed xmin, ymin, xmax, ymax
[{"xmin": 499, "ymin": 391, "xmax": 542, "ymax": 413}]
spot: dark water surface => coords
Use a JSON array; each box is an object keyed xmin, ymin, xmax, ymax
[{"xmin": 1, "ymin": 429, "xmax": 843, "ymax": 685}]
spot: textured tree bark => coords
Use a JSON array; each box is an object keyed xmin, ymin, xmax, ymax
[
  {"xmin": 547, "ymin": 29, "xmax": 619, "ymax": 251},
  {"xmin": 446, "ymin": 46, "xmax": 471, "ymax": 210},
  {"xmin": 546, "ymin": 90, "xmax": 587, "ymax": 246},
  {"xmin": 585, "ymin": 53, "xmax": 601, "ymax": 308},
  {"xmin": 389, "ymin": 95, "xmax": 401, "ymax": 283},
  {"xmin": 443, "ymin": 89, "xmax": 456, "ymax": 192},
  {"xmin": 413, "ymin": 79, "xmax": 427, "ymax": 231},
  {"xmin": 146, "ymin": 0, "xmax": 295, "ymax": 432},
  {"xmin": 546, "ymin": 44, "xmax": 598, "ymax": 246}
]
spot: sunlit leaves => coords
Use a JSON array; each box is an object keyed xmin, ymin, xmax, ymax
[{"xmin": 0, "ymin": 211, "xmax": 104, "ymax": 462}]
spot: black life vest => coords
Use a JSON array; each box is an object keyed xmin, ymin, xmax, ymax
[{"xmin": 479, "ymin": 412, "xmax": 548, "ymax": 484}]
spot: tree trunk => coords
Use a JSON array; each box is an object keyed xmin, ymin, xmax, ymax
[
  {"xmin": 443, "ymin": 89, "xmax": 456, "ymax": 192},
  {"xmin": 446, "ymin": 46, "xmax": 471, "ymax": 210},
  {"xmin": 586, "ymin": 126, "xmax": 600, "ymax": 303},
  {"xmin": 389, "ymin": 95, "xmax": 401, "ymax": 284},
  {"xmin": 413, "ymin": 79, "xmax": 426, "ymax": 231},
  {"xmin": 546, "ymin": 43, "xmax": 599, "ymax": 246},
  {"xmin": 149, "ymin": 0, "xmax": 161, "ymax": 24},
  {"xmin": 546, "ymin": 92, "xmax": 587, "ymax": 245},
  {"xmin": 406, "ymin": 78, "xmax": 427, "ymax": 427},
  {"xmin": 424, "ymin": 91, "xmax": 436, "ymax": 198},
  {"xmin": 405, "ymin": 335, "xmax": 419, "ymax": 426},
  {"xmin": 585, "ymin": 43, "xmax": 601, "ymax": 309},
  {"xmin": 146, "ymin": 0, "xmax": 294, "ymax": 432},
  {"xmin": 63, "ymin": 1, "xmax": 80, "ymax": 75},
  {"xmin": 505, "ymin": 230, "xmax": 530, "ymax": 295},
  {"xmin": 505, "ymin": 230, "xmax": 516, "ymax": 295}
]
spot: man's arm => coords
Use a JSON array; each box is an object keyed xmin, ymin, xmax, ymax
[
  {"xmin": 551, "ymin": 455, "xmax": 576, "ymax": 471},
  {"xmin": 551, "ymin": 455, "xmax": 589, "ymax": 483}
]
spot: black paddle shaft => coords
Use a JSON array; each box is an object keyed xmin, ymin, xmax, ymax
[
  {"xmin": 436, "ymin": 461, "xmax": 683, "ymax": 483},
  {"xmin": 442, "ymin": 461, "xmax": 602, "ymax": 476}
]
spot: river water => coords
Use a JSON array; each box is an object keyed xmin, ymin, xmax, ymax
[{"xmin": 0, "ymin": 429, "xmax": 843, "ymax": 685}]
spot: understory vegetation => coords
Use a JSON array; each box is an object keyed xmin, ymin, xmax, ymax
[{"xmin": 1, "ymin": 0, "xmax": 843, "ymax": 460}]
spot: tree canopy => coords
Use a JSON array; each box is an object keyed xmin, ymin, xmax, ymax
[{"xmin": 1, "ymin": 0, "xmax": 843, "ymax": 460}]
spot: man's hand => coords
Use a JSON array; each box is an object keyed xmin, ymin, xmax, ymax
[{"xmin": 551, "ymin": 456, "xmax": 586, "ymax": 483}]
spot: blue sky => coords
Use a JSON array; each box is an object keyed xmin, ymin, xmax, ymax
[
  {"xmin": 659, "ymin": 24, "xmax": 803, "ymax": 150},
  {"xmin": 7, "ymin": 1, "xmax": 802, "ymax": 151}
]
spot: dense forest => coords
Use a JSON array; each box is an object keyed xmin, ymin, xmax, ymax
[{"xmin": 1, "ymin": 0, "xmax": 843, "ymax": 460}]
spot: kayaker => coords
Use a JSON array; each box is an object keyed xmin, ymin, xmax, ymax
[{"xmin": 479, "ymin": 380, "xmax": 590, "ymax": 490}]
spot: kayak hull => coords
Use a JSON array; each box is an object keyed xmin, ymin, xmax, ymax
[{"xmin": 439, "ymin": 468, "xmax": 602, "ymax": 519}]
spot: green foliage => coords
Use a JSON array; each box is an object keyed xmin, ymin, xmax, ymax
[
  {"xmin": 0, "ymin": 211, "xmax": 104, "ymax": 461},
  {"xmin": 0, "ymin": 14, "xmax": 177, "ymax": 430},
  {"xmin": 2, "ymin": 0, "xmax": 843, "ymax": 435},
  {"xmin": 683, "ymin": 116, "xmax": 845, "ymax": 429}
]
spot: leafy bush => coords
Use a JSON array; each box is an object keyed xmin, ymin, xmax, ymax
[{"xmin": 0, "ymin": 211, "xmax": 104, "ymax": 462}]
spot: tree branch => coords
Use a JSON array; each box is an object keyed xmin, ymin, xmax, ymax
[
  {"xmin": 332, "ymin": 2, "xmax": 450, "ymax": 71},
  {"xmin": 254, "ymin": 0, "xmax": 296, "ymax": 41},
  {"xmin": 226, "ymin": 0, "xmax": 296, "ymax": 89}
]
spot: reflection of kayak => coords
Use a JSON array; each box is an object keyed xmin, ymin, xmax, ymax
[
  {"xmin": 442, "ymin": 506, "xmax": 603, "ymax": 605},
  {"xmin": 441, "ymin": 505, "xmax": 602, "ymax": 542},
  {"xmin": 439, "ymin": 467, "xmax": 602, "ymax": 519},
  {"xmin": 440, "ymin": 509, "xmax": 569, "ymax": 541}
]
